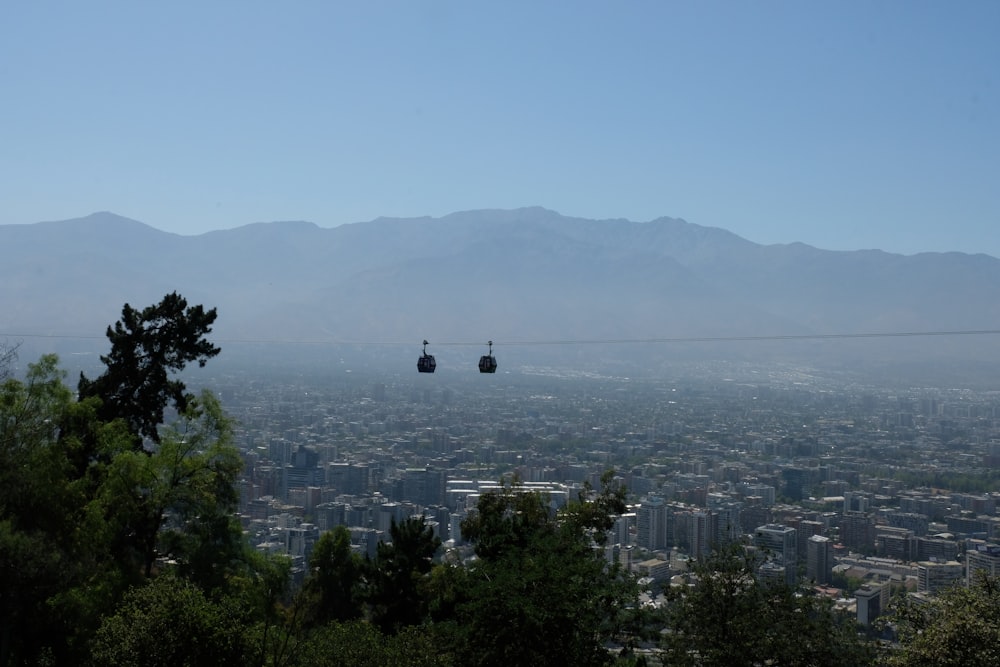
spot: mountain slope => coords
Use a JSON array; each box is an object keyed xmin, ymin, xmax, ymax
[{"xmin": 3, "ymin": 208, "xmax": 999, "ymax": 374}]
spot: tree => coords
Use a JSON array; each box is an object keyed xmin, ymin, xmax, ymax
[
  {"xmin": 89, "ymin": 574, "xmax": 254, "ymax": 667},
  {"xmin": 291, "ymin": 621, "xmax": 450, "ymax": 667},
  {"xmin": 297, "ymin": 525, "xmax": 364, "ymax": 628},
  {"xmin": 78, "ymin": 292, "xmax": 220, "ymax": 446},
  {"xmin": 0, "ymin": 297, "xmax": 263, "ymax": 665},
  {"xmin": 97, "ymin": 390, "xmax": 244, "ymax": 582},
  {"xmin": 0, "ymin": 355, "xmax": 104, "ymax": 666},
  {"xmin": 884, "ymin": 574, "xmax": 1000, "ymax": 666},
  {"xmin": 442, "ymin": 473, "xmax": 640, "ymax": 667},
  {"xmin": 365, "ymin": 516, "xmax": 441, "ymax": 634},
  {"xmin": 659, "ymin": 543, "xmax": 875, "ymax": 667}
]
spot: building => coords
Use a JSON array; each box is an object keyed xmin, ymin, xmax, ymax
[
  {"xmin": 855, "ymin": 583, "xmax": 889, "ymax": 627},
  {"xmin": 916, "ymin": 561, "xmax": 963, "ymax": 593},
  {"xmin": 840, "ymin": 511, "xmax": 875, "ymax": 552},
  {"xmin": 635, "ymin": 557, "xmax": 672, "ymax": 582},
  {"xmin": 875, "ymin": 526, "xmax": 915, "ymax": 561},
  {"xmin": 806, "ymin": 534, "xmax": 832, "ymax": 585},
  {"xmin": 637, "ymin": 497, "xmax": 669, "ymax": 551},
  {"xmin": 966, "ymin": 541, "xmax": 1000, "ymax": 586},
  {"xmin": 754, "ymin": 523, "xmax": 798, "ymax": 586},
  {"xmin": 689, "ymin": 510, "xmax": 718, "ymax": 559}
]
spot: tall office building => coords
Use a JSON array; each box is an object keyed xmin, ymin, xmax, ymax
[
  {"xmin": 855, "ymin": 584, "xmax": 888, "ymax": 627},
  {"xmin": 806, "ymin": 534, "xmax": 832, "ymax": 585},
  {"xmin": 754, "ymin": 523, "xmax": 798, "ymax": 586},
  {"xmin": 840, "ymin": 511, "xmax": 875, "ymax": 551},
  {"xmin": 637, "ymin": 497, "xmax": 669, "ymax": 551},
  {"xmin": 690, "ymin": 510, "xmax": 718, "ymax": 559}
]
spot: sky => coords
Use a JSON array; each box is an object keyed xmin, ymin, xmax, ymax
[{"xmin": 2, "ymin": 1, "xmax": 998, "ymax": 256}]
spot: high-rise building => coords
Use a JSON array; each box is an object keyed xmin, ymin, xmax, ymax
[
  {"xmin": 855, "ymin": 584, "xmax": 888, "ymax": 627},
  {"xmin": 754, "ymin": 523, "xmax": 798, "ymax": 586},
  {"xmin": 844, "ymin": 491, "xmax": 870, "ymax": 513},
  {"xmin": 797, "ymin": 520, "xmax": 825, "ymax": 558},
  {"xmin": 806, "ymin": 535, "xmax": 832, "ymax": 585},
  {"xmin": 637, "ymin": 497, "xmax": 669, "ymax": 551},
  {"xmin": 840, "ymin": 512, "xmax": 875, "ymax": 551},
  {"xmin": 690, "ymin": 510, "xmax": 718, "ymax": 559},
  {"xmin": 743, "ymin": 483, "xmax": 776, "ymax": 507},
  {"xmin": 966, "ymin": 541, "xmax": 1000, "ymax": 586},
  {"xmin": 712, "ymin": 503, "xmax": 743, "ymax": 547},
  {"xmin": 875, "ymin": 526, "xmax": 915, "ymax": 561},
  {"xmin": 613, "ymin": 512, "xmax": 635, "ymax": 548},
  {"xmin": 915, "ymin": 536, "xmax": 959, "ymax": 562}
]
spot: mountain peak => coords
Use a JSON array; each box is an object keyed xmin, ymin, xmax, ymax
[{"xmin": 43, "ymin": 211, "xmax": 169, "ymax": 235}]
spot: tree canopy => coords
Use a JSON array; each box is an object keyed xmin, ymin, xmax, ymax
[
  {"xmin": 660, "ymin": 543, "xmax": 876, "ymax": 667},
  {"xmin": 884, "ymin": 574, "xmax": 1000, "ymax": 666},
  {"xmin": 439, "ymin": 474, "xmax": 639, "ymax": 667},
  {"xmin": 78, "ymin": 291, "xmax": 219, "ymax": 445},
  {"xmin": 0, "ymin": 293, "xmax": 251, "ymax": 666}
]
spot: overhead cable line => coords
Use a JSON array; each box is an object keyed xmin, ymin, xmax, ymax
[{"xmin": 3, "ymin": 329, "xmax": 1000, "ymax": 347}]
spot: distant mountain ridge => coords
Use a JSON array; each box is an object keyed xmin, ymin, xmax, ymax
[{"xmin": 3, "ymin": 208, "xmax": 1000, "ymax": 375}]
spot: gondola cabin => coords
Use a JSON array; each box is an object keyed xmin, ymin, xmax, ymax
[
  {"xmin": 478, "ymin": 340, "xmax": 498, "ymax": 373},
  {"xmin": 417, "ymin": 340, "xmax": 436, "ymax": 373}
]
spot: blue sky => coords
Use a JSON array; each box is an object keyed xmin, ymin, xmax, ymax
[{"xmin": 2, "ymin": 1, "xmax": 997, "ymax": 256}]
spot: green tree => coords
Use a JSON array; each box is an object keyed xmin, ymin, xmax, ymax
[
  {"xmin": 89, "ymin": 574, "xmax": 254, "ymax": 667},
  {"xmin": 291, "ymin": 621, "xmax": 450, "ymax": 667},
  {"xmin": 0, "ymin": 355, "xmax": 114, "ymax": 666},
  {"xmin": 96, "ymin": 390, "xmax": 244, "ymax": 582},
  {"xmin": 0, "ymin": 296, "xmax": 271, "ymax": 666},
  {"xmin": 660, "ymin": 543, "xmax": 875, "ymax": 667},
  {"xmin": 77, "ymin": 291, "xmax": 220, "ymax": 446},
  {"xmin": 884, "ymin": 574, "xmax": 1000, "ymax": 666},
  {"xmin": 365, "ymin": 516, "xmax": 441, "ymax": 634},
  {"xmin": 443, "ymin": 474, "xmax": 639, "ymax": 667},
  {"xmin": 297, "ymin": 525, "xmax": 364, "ymax": 627}
]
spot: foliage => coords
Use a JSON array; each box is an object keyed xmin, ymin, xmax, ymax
[
  {"xmin": 292, "ymin": 621, "xmax": 450, "ymax": 667},
  {"xmin": 442, "ymin": 473, "xmax": 640, "ymax": 667},
  {"xmin": 89, "ymin": 574, "xmax": 254, "ymax": 667},
  {"xmin": 364, "ymin": 516, "xmax": 441, "ymax": 633},
  {"xmin": 97, "ymin": 390, "xmax": 245, "ymax": 582},
  {"xmin": 889, "ymin": 469, "xmax": 1000, "ymax": 494},
  {"xmin": 883, "ymin": 574, "xmax": 1000, "ymax": 666},
  {"xmin": 0, "ymin": 294, "xmax": 242, "ymax": 665},
  {"xmin": 296, "ymin": 525, "xmax": 364, "ymax": 628},
  {"xmin": 659, "ymin": 543, "xmax": 876, "ymax": 667},
  {"xmin": 0, "ymin": 355, "xmax": 115, "ymax": 665},
  {"xmin": 77, "ymin": 291, "xmax": 220, "ymax": 445}
]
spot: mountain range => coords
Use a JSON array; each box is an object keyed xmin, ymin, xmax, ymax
[{"xmin": 3, "ymin": 207, "xmax": 999, "ymax": 381}]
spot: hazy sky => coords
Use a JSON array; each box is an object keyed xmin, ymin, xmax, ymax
[{"xmin": 2, "ymin": 2, "xmax": 997, "ymax": 256}]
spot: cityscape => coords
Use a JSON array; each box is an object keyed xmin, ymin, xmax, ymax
[{"xmin": 204, "ymin": 350, "xmax": 1000, "ymax": 630}]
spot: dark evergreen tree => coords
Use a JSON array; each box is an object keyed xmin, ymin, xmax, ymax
[
  {"xmin": 365, "ymin": 516, "xmax": 441, "ymax": 634},
  {"xmin": 297, "ymin": 525, "xmax": 364, "ymax": 627},
  {"xmin": 78, "ymin": 291, "xmax": 219, "ymax": 446}
]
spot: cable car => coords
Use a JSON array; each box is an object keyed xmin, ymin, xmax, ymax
[
  {"xmin": 478, "ymin": 340, "xmax": 497, "ymax": 373},
  {"xmin": 417, "ymin": 340, "xmax": 436, "ymax": 373}
]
